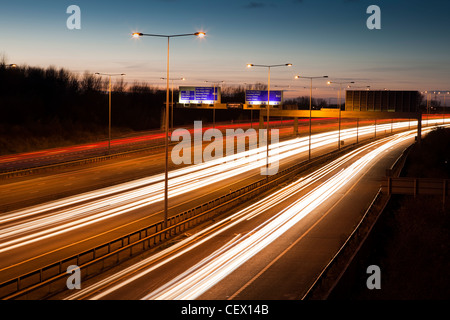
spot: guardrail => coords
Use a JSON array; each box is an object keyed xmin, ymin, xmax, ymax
[
  {"xmin": 383, "ymin": 177, "xmax": 449, "ymax": 210},
  {"xmin": 385, "ymin": 143, "xmax": 414, "ymax": 178},
  {"xmin": 301, "ymin": 188, "xmax": 390, "ymax": 300},
  {"xmin": 301, "ymin": 143, "xmax": 413, "ymax": 300},
  {"xmin": 0, "ymin": 137, "xmax": 370, "ymax": 300}
]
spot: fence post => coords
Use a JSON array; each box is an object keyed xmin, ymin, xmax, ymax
[
  {"xmin": 388, "ymin": 177, "xmax": 392, "ymax": 195},
  {"xmin": 414, "ymin": 179, "xmax": 418, "ymax": 198},
  {"xmin": 443, "ymin": 180, "xmax": 447, "ymax": 211}
]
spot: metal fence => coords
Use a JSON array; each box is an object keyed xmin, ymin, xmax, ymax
[{"xmin": 384, "ymin": 177, "xmax": 449, "ymax": 197}]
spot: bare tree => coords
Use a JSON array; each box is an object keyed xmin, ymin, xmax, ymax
[{"xmin": 113, "ymin": 77, "xmax": 127, "ymax": 93}]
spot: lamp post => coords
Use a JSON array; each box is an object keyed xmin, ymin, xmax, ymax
[
  {"xmin": 424, "ymin": 91, "xmax": 431, "ymax": 126},
  {"xmin": 94, "ymin": 72, "xmax": 126, "ymax": 153},
  {"xmin": 161, "ymin": 77, "xmax": 185, "ymax": 133},
  {"xmin": 246, "ymin": 63, "xmax": 292, "ymax": 181},
  {"xmin": 204, "ymin": 80, "xmax": 224, "ymax": 129},
  {"xmin": 243, "ymin": 82, "xmax": 253, "ymax": 128},
  {"xmin": 444, "ymin": 92, "xmax": 449, "ymax": 124},
  {"xmin": 327, "ymin": 81, "xmax": 354, "ymax": 149},
  {"xmin": 133, "ymin": 31, "xmax": 205, "ymax": 229},
  {"xmin": 294, "ymin": 75, "xmax": 328, "ymax": 160}
]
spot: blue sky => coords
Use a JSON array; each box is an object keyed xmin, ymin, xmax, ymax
[{"xmin": 1, "ymin": 0, "xmax": 449, "ymax": 100}]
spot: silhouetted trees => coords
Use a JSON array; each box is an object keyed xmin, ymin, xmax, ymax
[{"xmin": 284, "ymin": 96, "xmax": 329, "ymax": 110}]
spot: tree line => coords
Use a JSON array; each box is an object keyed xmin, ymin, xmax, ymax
[
  {"xmin": 0, "ymin": 62, "xmax": 166, "ymax": 131},
  {"xmin": 0, "ymin": 61, "xmax": 170, "ymax": 154}
]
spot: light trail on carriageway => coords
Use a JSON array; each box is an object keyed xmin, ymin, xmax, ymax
[
  {"xmin": 0, "ymin": 119, "xmax": 446, "ymax": 255},
  {"xmin": 66, "ymin": 122, "xmax": 449, "ymax": 300},
  {"xmin": 0, "ymin": 118, "xmax": 327, "ymax": 169}
]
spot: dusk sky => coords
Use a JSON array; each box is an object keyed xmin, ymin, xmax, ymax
[{"xmin": 1, "ymin": 0, "xmax": 449, "ymax": 100}]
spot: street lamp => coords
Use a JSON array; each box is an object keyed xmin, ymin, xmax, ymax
[
  {"xmin": 246, "ymin": 63, "xmax": 292, "ymax": 181},
  {"xmin": 348, "ymin": 85, "xmax": 370, "ymax": 90},
  {"xmin": 161, "ymin": 77, "xmax": 185, "ymax": 133},
  {"xmin": 294, "ymin": 75, "xmax": 328, "ymax": 160},
  {"xmin": 204, "ymin": 80, "xmax": 224, "ymax": 129},
  {"xmin": 424, "ymin": 91, "xmax": 431, "ymax": 126},
  {"xmin": 94, "ymin": 72, "xmax": 126, "ymax": 153},
  {"xmin": 327, "ymin": 80, "xmax": 354, "ymax": 149},
  {"xmin": 133, "ymin": 31, "xmax": 205, "ymax": 229}
]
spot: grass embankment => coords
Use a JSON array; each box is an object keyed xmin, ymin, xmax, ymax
[
  {"xmin": 0, "ymin": 122, "xmax": 134, "ymax": 156},
  {"xmin": 328, "ymin": 127, "xmax": 450, "ymax": 299}
]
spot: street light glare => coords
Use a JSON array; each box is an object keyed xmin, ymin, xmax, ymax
[
  {"xmin": 195, "ymin": 32, "xmax": 206, "ymax": 38},
  {"xmin": 286, "ymin": 63, "xmax": 293, "ymax": 67},
  {"xmin": 247, "ymin": 64, "xmax": 253, "ymax": 68},
  {"xmin": 132, "ymin": 32, "xmax": 142, "ymax": 38}
]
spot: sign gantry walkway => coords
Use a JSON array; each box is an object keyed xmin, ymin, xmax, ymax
[{"xmin": 258, "ymin": 109, "xmax": 423, "ymax": 143}]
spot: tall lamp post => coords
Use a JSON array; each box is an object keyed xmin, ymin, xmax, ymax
[
  {"xmin": 246, "ymin": 63, "xmax": 292, "ymax": 181},
  {"xmin": 294, "ymin": 75, "xmax": 328, "ymax": 160},
  {"xmin": 161, "ymin": 77, "xmax": 185, "ymax": 133},
  {"xmin": 444, "ymin": 92, "xmax": 449, "ymax": 124},
  {"xmin": 132, "ymin": 31, "xmax": 205, "ymax": 229},
  {"xmin": 94, "ymin": 72, "xmax": 126, "ymax": 153},
  {"xmin": 327, "ymin": 80, "xmax": 354, "ymax": 149},
  {"xmin": 204, "ymin": 80, "xmax": 224, "ymax": 129}
]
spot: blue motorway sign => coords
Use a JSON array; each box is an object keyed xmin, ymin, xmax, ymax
[
  {"xmin": 245, "ymin": 90, "xmax": 283, "ymax": 105},
  {"xmin": 179, "ymin": 86, "xmax": 220, "ymax": 104}
]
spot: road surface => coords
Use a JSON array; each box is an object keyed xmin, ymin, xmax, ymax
[
  {"xmin": 0, "ymin": 119, "xmax": 436, "ymax": 286},
  {"xmin": 57, "ymin": 126, "xmax": 430, "ymax": 300}
]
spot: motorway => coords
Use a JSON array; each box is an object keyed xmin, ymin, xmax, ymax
[
  {"xmin": 57, "ymin": 125, "xmax": 438, "ymax": 300},
  {"xmin": 0, "ymin": 119, "xmax": 299, "ymax": 171},
  {"xmin": 0, "ymin": 117, "xmax": 447, "ymax": 298}
]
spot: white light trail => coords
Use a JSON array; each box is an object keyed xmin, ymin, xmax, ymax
[
  {"xmin": 65, "ymin": 125, "xmax": 445, "ymax": 300},
  {"xmin": 0, "ymin": 120, "xmax": 447, "ymax": 256}
]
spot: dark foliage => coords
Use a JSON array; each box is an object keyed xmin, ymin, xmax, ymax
[
  {"xmin": 403, "ymin": 127, "xmax": 450, "ymax": 179},
  {"xmin": 329, "ymin": 128, "xmax": 450, "ymax": 300},
  {"xmin": 0, "ymin": 62, "xmax": 166, "ymax": 154}
]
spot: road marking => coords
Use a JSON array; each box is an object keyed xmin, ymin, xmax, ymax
[{"xmin": 227, "ymin": 140, "xmax": 399, "ymax": 300}]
